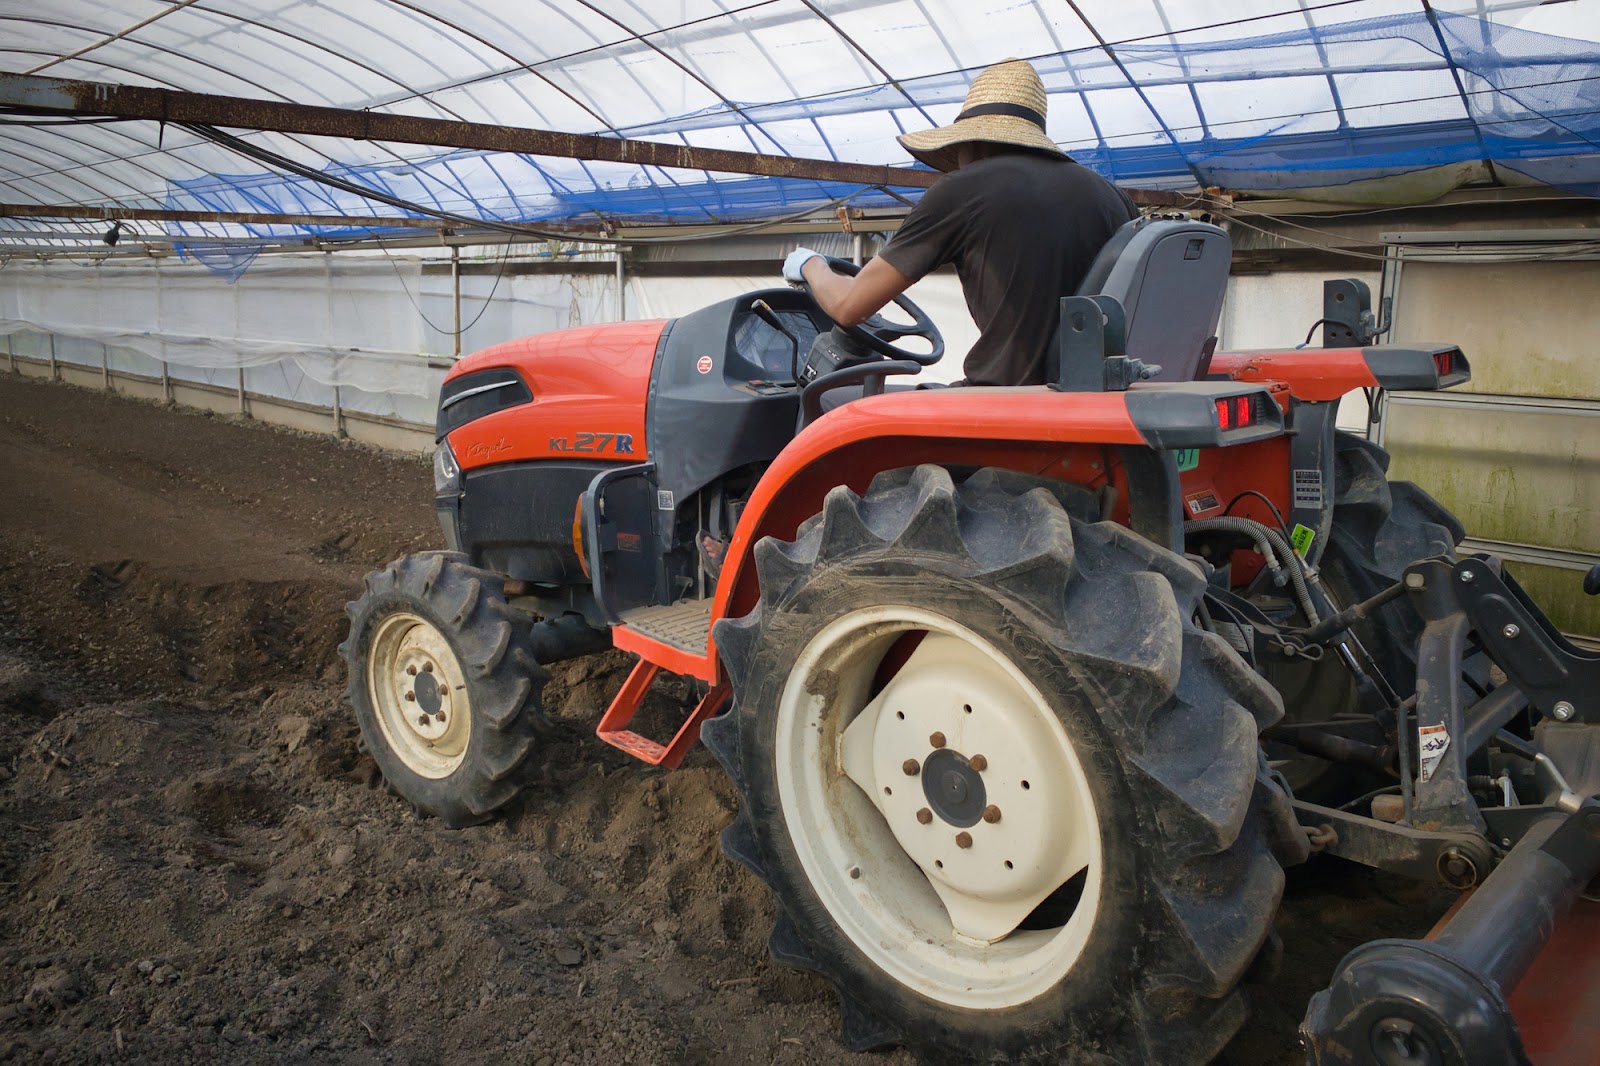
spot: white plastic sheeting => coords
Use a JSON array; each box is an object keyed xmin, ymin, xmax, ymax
[
  {"xmin": 0, "ymin": 250, "xmax": 984, "ymax": 417},
  {"xmin": 0, "ymin": 254, "xmax": 620, "ymax": 397}
]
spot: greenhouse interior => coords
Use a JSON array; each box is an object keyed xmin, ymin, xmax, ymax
[{"xmin": 1, "ymin": 1, "xmax": 1598, "ymax": 1063}]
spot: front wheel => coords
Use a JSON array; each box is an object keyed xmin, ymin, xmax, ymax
[
  {"xmin": 341, "ymin": 551, "xmax": 546, "ymax": 827},
  {"xmin": 703, "ymin": 466, "xmax": 1308, "ymax": 1063}
]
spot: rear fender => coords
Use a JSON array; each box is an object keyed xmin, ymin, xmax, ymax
[
  {"xmin": 706, "ymin": 382, "xmax": 1282, "ymax": 664},
  {"xmin": 1210, "ymin": 344, "xmax": 1470, "ymax": 402}
]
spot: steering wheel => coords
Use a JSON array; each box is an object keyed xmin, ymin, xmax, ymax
[{"xmin": 809, "ymin": 256, "xmax": 944, "ymax": 366}]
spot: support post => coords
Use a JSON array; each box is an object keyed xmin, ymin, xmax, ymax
[
  {"xmin": 101, "ymin": 343, "xmax": 110, "ymax": 391},
  {"xmin": 615, "ymin": 250, "xmax": 626, "ymax": 321},
  {"xmin": 5, "ymin": 333, "xmax": 14, "ymax": 374},
  {"xmin": 47, "ymin": 333, "xmax": 57, "ymax": 381},
  {"xmin": 451, "ymin": 245, "xmax": 462, "ymax": 358},
  {"xmin": 332, "ymin": 383, "xmax": 345, "ymax": 439},
  {"xmin": 237, "ymin": 367, "xmax": 248, "ymax": 416},
  {"xmin": 161, "ymin": 360, "xmax": 171, "ymax": 403},
  {"xmin": 852, "ymin": 233, "xmax": 863, "ymax": 266}
]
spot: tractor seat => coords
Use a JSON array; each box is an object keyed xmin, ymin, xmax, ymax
[{"xmin": 1074, "ymin": 217, "xmax": 1232, "ymax": 382}]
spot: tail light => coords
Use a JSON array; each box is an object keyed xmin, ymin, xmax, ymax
[
  {"xmin": 1433, "ymin": 350, "xmax": 1454, "ymax": 377},
  {"xmin": 1214, "ymin": 394, "xmax": 1261, "ymax": 431}
]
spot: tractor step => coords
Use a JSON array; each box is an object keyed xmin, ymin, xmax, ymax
[
  {"xmin": 618, "ymin": 600, "xmax": 711, "ymax": 656},
  {"xmin": 596, "ymin": 657, "xmax": 729, "ymax": 768},
  {"xmin": 613, "ymin": 599, "xmax": 716, "ymax": 680}
]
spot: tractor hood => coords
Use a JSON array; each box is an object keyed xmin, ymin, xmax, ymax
[
  {"xmin": 438, "ymin": 288, "xmax": 825, "ymax": 499},
  {"xmin": 440, "ymin": 318, "xmax": 667, "ymax": 470}
]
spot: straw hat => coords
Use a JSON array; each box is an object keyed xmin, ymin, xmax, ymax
[{"xmin": 898, "ymin": 59, "xmax": 1066, "ymax": 172}]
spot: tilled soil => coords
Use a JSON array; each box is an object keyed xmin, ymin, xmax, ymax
[{"xmin": 0, "ymin": 374, "xmax": 1450, "ymax": 1064}]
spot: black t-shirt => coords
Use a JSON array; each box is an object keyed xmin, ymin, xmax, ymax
[{"xmin": 879, "ymin": 152, "xmax": 1137, "ymax": 386}]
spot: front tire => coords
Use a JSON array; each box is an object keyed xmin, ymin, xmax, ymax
[
  {"xmin": 342, "ymin": 551, "xmax": 546, "ymax": 828},
  {"xmin": 703, "ymin": 466, "xmax": 1307, "ymax": 1063}
]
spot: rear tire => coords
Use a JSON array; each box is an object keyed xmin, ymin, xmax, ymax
[
  {"xmin": 703, "ymin": 466, "xmax": 1307, "ymax": 1063},
  {"xmin": 1323, "ymin": 430, "xmax": 1465, "ymax": 695},
  {"xmin": 342, "ymin": 551, "xmax": 546, "ymax": 828}
]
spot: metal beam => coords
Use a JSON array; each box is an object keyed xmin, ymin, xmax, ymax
[{"xmin": 0, "ymin": 72, "xmax": 938, "ymax": 190}]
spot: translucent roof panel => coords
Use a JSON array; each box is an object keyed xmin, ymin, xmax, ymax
[{"xmin": 1, "ymin": 0, "xmax": 1597, "ymax": 251}]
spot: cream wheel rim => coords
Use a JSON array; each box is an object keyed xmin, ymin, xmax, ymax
[
  {"xmin": 773, "ymin": 606, "xmax": 1103, "ymax": 1010},
  {"xmin": 367, "ymin": 611, "xmax": 471, "ymax": 779}
]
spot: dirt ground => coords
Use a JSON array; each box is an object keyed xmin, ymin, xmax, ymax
[{"xmin": 0, "ymin": 373, "xmax": 1453, "ymax": 1064}]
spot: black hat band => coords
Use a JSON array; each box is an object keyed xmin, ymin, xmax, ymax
[{"xmin": 954, "ymin": 102, "xmax": 1046, "ymax": 131}]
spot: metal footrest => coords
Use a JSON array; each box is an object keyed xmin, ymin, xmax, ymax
[
  {"xmin": 619, "ymin": 600, "xmax": 712, "ymax": 657},
  {"xmin": 596, "ymin": 657, "xmax": 729, "ymax": 768}
]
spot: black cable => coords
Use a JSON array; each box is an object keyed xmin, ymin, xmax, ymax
[
  {"xmin": 0, "ymin": 115, "xmax": 134, "ymax": 126},
  {"xmin": 1338, "ymin": 785, "xmax": 1401, "ymax": 813},
  {"xmin": 1222, "ymin": 489, "xmax": 1294, "ymax": 545},
  {"xmin": 1302, "ymin": 317, "xmax": 1340, "ymax": 346},
  {"xmin": 181, "ymin": 122, "xmax": 884, "ymax": 247},
  {"xmin": 369, "ymin": 238, "xmax": 514, "ymax": 338}
]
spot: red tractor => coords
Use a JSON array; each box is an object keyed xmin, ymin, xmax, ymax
[{"xmin": 343, "ymin": 218, "xmax": 1600, "ymax": 1064}]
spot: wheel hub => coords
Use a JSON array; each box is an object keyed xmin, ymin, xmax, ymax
[
  {"xmin": 838, "ymin": 632, "xmax": 1096, "ymax": 943},
  {"xmin": 922, "ymin": 749, "xmax": 986, "ymax": 827},
  {"xmin": 413, "ymin": 668, "xmax": 444, "ymax": 716},
  {"xmin": 365, "ymin": 611, "xmax": 471, "ymax": 778}
]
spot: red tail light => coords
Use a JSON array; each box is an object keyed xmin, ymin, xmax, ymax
[
  {"xmin": 1434, "ymin": 350, "xmax": 1453, "ymax": 377},
  {"xmin": 1215, "ymin": 395, "xmax": 1255, "ymax": 430}
]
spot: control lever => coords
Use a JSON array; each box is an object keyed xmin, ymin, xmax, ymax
[{"xmin": 751, "ymin": 300, "xmax": 800, "ymax": 384}]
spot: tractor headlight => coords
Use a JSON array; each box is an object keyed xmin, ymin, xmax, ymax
[{"xmin": 433, "ymin": 440, "xmax": 462, "ymax": 494}]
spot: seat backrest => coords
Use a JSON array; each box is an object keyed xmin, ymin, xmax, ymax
[{"xmin": 1075, "ymin": 218, "xmax": 1231, "ymax": 382}]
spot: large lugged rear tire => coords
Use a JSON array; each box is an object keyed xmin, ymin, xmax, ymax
[
  {"xmin": 341, "ymin": 551, "xmax": 547, "ymax": 828},
  {"xmin": 1323, "ymin": 430, "xmax": 1465, "ymax": 694},
  {"xmin": 702, "ymin": 466, "xmax": 1308, "ymax": 1063}
]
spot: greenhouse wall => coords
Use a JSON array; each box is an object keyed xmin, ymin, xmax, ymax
[{"xmin": 4, "ymin": 244, "xmax": 1387, "ymax": 450}]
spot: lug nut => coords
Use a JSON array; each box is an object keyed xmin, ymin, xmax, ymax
[
  {"xmin": 404, "ymin": 691, "xmax": 416, "ymax": 702},
  {"xmin": 982, "ymin": 805, "xmax": 1002, "ymax": 824},
  {"xmin": 423, "ymin": 662, "xmax": 435, "ymax": 673},
  {"xmin": 916, "ymin": 808, "xmax": 933, "ymax": 825},
  {"xmin": 955, "ymin": 832, "xmax": 973, "ymax": 849},
  {"xmin": 902, "ymin": 758, "xmax": 921, "ymax": 776},
  {"xmin": 929, "ymin": 732, "xmax": 946, "ymax": 749},
  {"xmin": 406, "ymin": 664, "xmax": 418, "ymax": 676},
  {"xmin": 416, "ymin": 715, "xmax": 430, "ymax": 727},
  {"xmin": 1552, "ymin": 701, "xmax": 1575, "ymax": 722},
  {"xmin": 968, "ymin": 754, "xmax": 987, "ymax": 772},
  {"xmin": 1503, "ymin": 623, "xmax": 1521, "ymax": 639},
  {"xmin": 435, "ymin": 712, "xmax": 447, "ymax": 723}
]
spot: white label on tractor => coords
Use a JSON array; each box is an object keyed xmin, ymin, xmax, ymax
[
  {"xmin": 656, "ymin": 490, "xmax": 675, "ymax": 511},
  {"xmin": 1293, "ymin": 468, "xmax": 1324, "ymax": 509},
  {"xmin": 1418, "ymin": 723, "xmax": 1451, "ymax": 783},
  {"xmin": 1215, "ymin": 621, "xmax": 1253, "ymax": 656}
]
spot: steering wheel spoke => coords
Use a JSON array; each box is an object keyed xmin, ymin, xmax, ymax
[{"xmin": 809, "ymin": 256, "xmax": 944, "ymax": 366}]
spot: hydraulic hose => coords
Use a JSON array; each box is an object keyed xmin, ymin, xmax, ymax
[{"xmin": 1186, "ymin": 516, "xmax": 1320, "ymax": 624}]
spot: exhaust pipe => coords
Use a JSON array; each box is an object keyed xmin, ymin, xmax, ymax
[{"xmin": 1300, "ymin": 803, "xmax": 1600, "ymax": 1066}]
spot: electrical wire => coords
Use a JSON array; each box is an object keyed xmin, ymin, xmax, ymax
[
  {"xmin": 0, "ymin": 114, "xmax": 136, "ymax": 126},
  {"xmin": 1224, "ymin": 212, "xmax": 1600, "ymax": 264},
  {"xmin": 369, "ymin": 238, "xmax": 515, "ymax": 338},
  {"xmin": 181, "ymin": 121, "xmax": 889, "ymax": 247},
  {"xmin": 1223, "ymin": 489, "xmax": 1295, "ymax": 545},
  {"xmin": 1302, "ymin": 317, "xmax": 1342, "ymax": 346}
]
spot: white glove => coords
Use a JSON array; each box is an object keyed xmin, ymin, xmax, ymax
[{"xmin": 783, "ymin": 247, "xmax": 821, "ymax": 286}]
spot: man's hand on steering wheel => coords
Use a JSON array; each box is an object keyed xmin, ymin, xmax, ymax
[
  {"xmin": 783, "ymin": 247, "xmax": 820, "ymax": 286},
  {"xmin": 783, "ymin": 250, "xmax": 944, "ymax": 366}
]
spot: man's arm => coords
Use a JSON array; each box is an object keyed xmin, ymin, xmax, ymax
[{"xmin": 795, "ymin": 254, "xmax": 915, "ymax": 327}]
